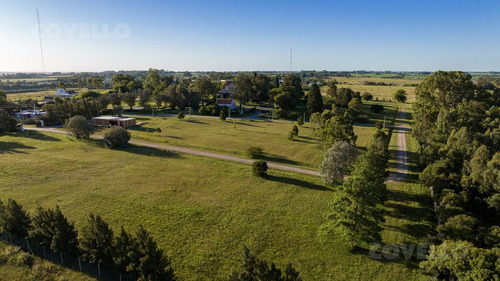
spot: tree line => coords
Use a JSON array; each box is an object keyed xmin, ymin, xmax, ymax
[{"xmin": 412, "ymin": 71, "xmax": 500, "ymax": 280}]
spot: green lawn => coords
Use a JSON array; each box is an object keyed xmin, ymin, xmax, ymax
[{"xmin": 0, "ymin": 132, "xmax": 430, "ymax": 281}]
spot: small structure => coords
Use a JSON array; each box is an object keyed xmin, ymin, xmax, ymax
[
  {"xmin": 55, "ymin": 89, "xmax": 76, "ymax": 98},
  {"xmin": 91, "ymin": 116, "xmax": 136, "ymax": 129},
  {"xmin": 219, "ymin": 80, "xmax": 235, "ymax": 98},
  {"xmin": 15, "ymin": 110, "xmax": 46, "ymax": 120},
  {"xmin": 215, "ymin": 98, "xmax": 237, "ymax": 110}
]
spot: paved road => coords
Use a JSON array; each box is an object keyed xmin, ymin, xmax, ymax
[
  {"xmin": 386, "ymin": 106, "xmax": 410, "ymax": 182},
  {"xmin": 24, "ymin": 127, "xmax": 321, "ymax": 177}
]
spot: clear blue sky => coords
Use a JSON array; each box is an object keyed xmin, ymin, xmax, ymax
[{"xmin": 1, "ymin": 0, "xmax": 499, "ymax": 72}]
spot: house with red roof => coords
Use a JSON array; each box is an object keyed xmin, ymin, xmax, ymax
[{"xmin": 215, "ymin": 98, "xmax": 237, "ymax": 110}]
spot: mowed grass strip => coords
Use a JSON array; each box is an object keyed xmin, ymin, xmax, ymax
[{"xmin": 0, "ymin": 132, "xmax": 427, "ymax": 280}]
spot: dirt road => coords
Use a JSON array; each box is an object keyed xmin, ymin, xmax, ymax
[
  {"xmin": 386, "ymin": 106, "xmax": 410, "ymax": 182},
  {"xmin": 24, "ymin": 127, "xmax": 321, "ymax": 177}
]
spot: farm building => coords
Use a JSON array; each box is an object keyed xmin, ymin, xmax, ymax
[
  {"xmin": 215, "ymin": 98, "xmax": 237, "ymax": 110},
  {"xmin": 91, "ymin": 116, "xmax": 136, "ymax": 128},
  {"xmin": 14, "ymin": 110, "xmax": 46, "ymax": 120}
]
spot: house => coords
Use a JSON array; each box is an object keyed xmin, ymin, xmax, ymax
[
  {"xmin": 91, "ymin": 116, "xmax": 136, "ymax": 129},
  {"xmin": 55, "ymin": 89, "xmax": 76, "ymax": 98},
  {"xmin": 14, "ymin": 110, "xmax": 46, "ymax": 120},
  {"xmin": 44, "ymin": 95, "xmax": 55, "ymax": 102},
  {"xmin": 215, "ymin": 98, "xmax": 237, "ymax": 110},
  {"xmin": 219, "ymin": 80, "xmax": 235, "ymax": 98}
]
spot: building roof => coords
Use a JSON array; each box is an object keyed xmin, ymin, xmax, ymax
[
  {"xmin": 92, "ymin": 116, "xmax": 136, "ymax": 121},
  {"xmin": 216, "ymin": 98, "xmax": 234, "ymax": 105}
]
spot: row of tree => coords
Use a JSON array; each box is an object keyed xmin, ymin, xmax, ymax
[
  {"xmin": 412, "ymin": 71, "xmax": 500, "ymax": 279},
  {"xmin": 321, "ymin": 128, "xmax": 390, "ymax": 247},
  {"xmin": 0, "ymin": 198, "xmax": 175, "ymax": 280}
]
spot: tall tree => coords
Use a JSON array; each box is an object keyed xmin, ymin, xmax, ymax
[
  {"xmin": 319, "ymin": 141, "xmax": 358, "ymax": 185},
  {"xmin": 306, "ymin": 83, "xmax": 323, "ymax": 115},
  {"xmin": 196, "ymin": 76, "xmax": 217, "ymax": 102},
  {"xmin": 79, "ymin": 214, "xmax": 115, "ymax": 269},
  {"xmin": 122, "ymin": 92, "xmax": 137, "ymax": 109},
  {"xmin": 234, "ymin": 73, "xmax": 255, "ymax": 111},
  {"xmin": 0, "ymin": 199, "xmax": 31, "ymax": 238}
]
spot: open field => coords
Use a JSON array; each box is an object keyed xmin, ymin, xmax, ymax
[
  {"xmin": 0, "ymin": 241, "xmax": 94, "ymax": 281},
  {"xmin": 6, "ymin": 91, "xmax": 53, "ymax": 101},
  {"xmin": 321, "ymin": 77, "xmax": 420, "ymax": 102},
  {"xmin": 0, "ymin": 77, "xmax": 58, "ymax": 83},
  {"xmin": 0, "ymin": 132, "xmax": 431, "ymax": 280}
]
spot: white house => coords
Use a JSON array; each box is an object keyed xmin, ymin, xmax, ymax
[
  {"xmin": 15, "ymin": 110, "xmax": 46, "ymax": 120},
  {"xmin": 54, "ymin": 89, "xmax": 76, "ymax": 98},
  {"xmin": 219, "ymin": 80, "xmax": 235, "ymax": 98},
  {"xmin": 215, "ymin": 98, "xmax": 237, "ymax": 110}
]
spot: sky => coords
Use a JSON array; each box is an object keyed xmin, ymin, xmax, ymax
[{"xmin": 0, "ymin": 0, "xmax": 499, "ymax": 72}]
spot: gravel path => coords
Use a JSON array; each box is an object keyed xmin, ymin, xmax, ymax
[
  {"xmin": 386, "ymin": 106, "xmax": 410, "ymax": 182},
  {"xmin": 24, "ymin": 127, "xmax": 321, "ymax": 177}
]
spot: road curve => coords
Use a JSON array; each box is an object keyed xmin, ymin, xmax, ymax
[{"xmin": 24, "ymin": 127, "xmax": 321, "ymax": 177}]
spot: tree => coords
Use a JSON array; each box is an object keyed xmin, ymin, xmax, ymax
[
  {"xmin": 291, "ymin": 125, "xmax": 299, "ymax": 136},
  {"xmin": 196, "ymin": 76, "xmax": 217, "ymax": 102},
  {"xmin": 273, "ymin": 91, "xmax": 295, "ymax": 111},
  {"xmin": 177, "ymin": 112, "xmax": 185, "ymax": 119},
  {"xmin": 306, "ymin": 83, "xmax": 323, "ymax": 115},
  {"xmin": 234, "ymin": 73, "xmax": 255, "ymax": 111},
  {"xmin": 252, "ymin": 160, "xmax": 268, "ymax": 178},
  {"xmin": 326, "ymin": 81, "xmax": 337, "ymax": 98},
  {"xmin": 394, "ymin": 89, "xmax": 407, "ymax": 103},
  {"xmin": 420, "ymin": 240, "xmax": 499, "ymax": 280},
  {"xmin": 0, "ymin": 199, "xmax": 31, "ymax": 238},
  {"xmin": 79, "ymin": 214, "xmax": 115, "ymax": 269},
  {"xmin": 50, "ymin": 206, "xmax": 79, "ymax": 255},
  {"xmin": 114, "ymin": 226, "xmax": 134, "ymax": 276},
  {"xmin": 319, "ymin": 141, "xmax": 358, "ymax": 185},
  {"xmin": 335, "ymin": 88, "xmax": 354, "ymax": 108},
  {"xmin": 65, "ymin": 116, "xmax": 94, "ymax": 139},
  {"xmin": 128, "ymin": 225, "xmax": 176, "ymax": 281},
  {"xmin": 92, "ymin": 78, "xmax": 103, "ymax": 89},
  {"xmin": 0, "ymin": 109, "xmax": 17, "ymax": 133},
  {"xmin": 138, "ymin": 89, "xmax": 153, "ymax": 107},
  {"xmin": 282, "ymin": 73, "xmax": 304, "ymax": 100},
  {"xmin": 144, "ymin": 69, "xmax": 162, "ymax": 91},
  {"xmin": 252, "ymin": 73, "xmax": 270, "ymax": 104},
  {"xmin": 57, "ymin": 81, "xmax": 67, "ymax": 89},
  {"xmin": 220, "ymin": 109, "xmax": 227, "ymax": 121},
  {"xmin": 297, "ymin": 117, "xmax": 304, "ymax": 126},
  {"xmin": 104, "ymin": 127, "xmax": 130, "ymax": 148},
  {"xmin": 347, "ymin": 98, "xmax": 363, "ymax": 119},
  {"xmin": 122, "ymin": 92, "xmax": 137, "ymax": 109},
  {"xmin": 361, "ymin": 92, "xmax": 373, "ymax": 101},
  {"xmin": 246, "ymin": 146, "xmax": 264, "ymax": 159},
  {"xmin": 229, "ymin": 246, "xmax": 302, "ymax": 281}
]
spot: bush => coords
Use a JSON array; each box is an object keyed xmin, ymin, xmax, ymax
[
  {"xmin": 104, "ymin": 127, "xmax": 131, "ymax": 148},
  {"xmin": 252, "ymin": 160, "xmax": 268, "ymax": 178},
  {"xmin": 370, "ymin": 104, "xmax": 384, "ymax": 113},
  {"xmin": 291, "ymin": 125, "xmax": 299, "ymax": 136},
  {"xmin": 112, "ymin": 105, "xmax": 123, "ymax": 117},
  {"xmin": 198, "ymin": 106, "xmax": 208, "ymax": 115},
  {"xmin": 65, "ymin": 116, "xmax": 94, "ymax": 139},
  {"xmin": 297, "ymin": 117, "xmax": 304, "ymax": 126},
  {"xmin": 362, "ymin": 92, "xmax": 373, "ymax": 101},
  {"xmin": 0, "ymin": 109, "xmax": 17, "ymax": 133},
  {"xmin": 156, "ymin": 127, "xmax": 162, "ymax": 133},
  {"xmin": 246, "ymin": 146, "xmax": 264, "ymax": 159},
  {"xmin": 177, "ymin": 112, "xmax": 185, "ymax": 119},
  {"xmin": 220, "ymin": 110, "xmax": 227, "ymax": 121},
  {"xmin": 394, "ymin": 89, "xmax": 407, "ymax": 103},
  {"xmin": 273, "ymin": 109, "xmax": 287, "ymax": 119},
  {"xmin": 288, "ymin": 131, "xmax": 294, "ymax": 140},
  {"xmin": 375, "ymin": 121, "xmax": 383, "ymax": 130}
]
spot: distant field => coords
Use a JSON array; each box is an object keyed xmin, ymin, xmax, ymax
[
  {"xmin": 6, "ymin": 91, "xmax": 53, "ymax": 101},
  {"xmin": 0, "ymin": 132, "xmax": 430, "ymax": 281},
  {"xmin": 0, "ymin": 77, "xmax": 57, "ymax": 83},
  {"xmin": 321, "ymin": 77, "xmax": 419, "ymax": 102}
]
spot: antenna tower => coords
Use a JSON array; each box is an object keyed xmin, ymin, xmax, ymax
[{"xmin": 36, "ymin": 9, "xmax": 45, "ymax": 73}]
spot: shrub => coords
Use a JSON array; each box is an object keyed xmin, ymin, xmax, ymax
[
  {"xmin": 198, "ymin": 106, "xmax": 208, "ymax": 115},
  {"xmin": 252, "ymin": 160, "xmax": 268, "ymax": 178},
  {"xmin": 220, "ymin": 110, "xmax": 227, "ymax": 121},
  {"xmin": 394, "ymin": 89, "xmax": 407, "ymax": 103},
  {"xmin": 370, "ymin": 104, "xmax": 384, "ymax": 113},
  {"xmin": 65, "ymin": 116, "xmax": 94, "ymax": 139},
  {"xmin": 273, "ymin": 109, "xmax": 287, "ymax": 119},
  {"xmin": 112, "ymin": 105, "xmax": 123, "ymax": 117},
  {"xmin": 291, "ymin": 125, "xmax": 299, "ymax": 136},
  {"xmin": 104, "ymin": 127, "xmax": 131, "ymax": 148},
  {"xmin": 246, "ymin": 146, "xmax": 264, "ymax": 159},
  {"xmin": 362, "ymin": 92, "xmax": 373, "ymax": 101},
  {"xmin": 288, "ymin": 131, "xmax": 294, "ymax": 140},
  {"xmin": 0, "ymin": 109, "xmax": 17, "ymax": 133},
  {"xmin": 297, "ymin": 117, "xmax": 304, "ymax": 126},
  {"xmin": 156, "ymin": 127, "xmax": 162, "ymax": 133},
  {"xmin": 177, "ymin": 112, "xmax": 185, "ymax": 119},
  {"xmin": 375, "ymin": 121, "xmax": 383, "ymax": 130},
  {"xmin": 207, "ymin": 104, "xmax": 221, "ymax": 116}
]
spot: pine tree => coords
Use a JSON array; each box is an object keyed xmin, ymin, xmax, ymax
[
  {"xmin": 30, "ymin": 206, "xmax": 55, "ymax": 248},
  {"xmin": 79, "ymin": 214, "xmax": 115, "ymax": 269},
  {"xmin": 1, "ymin": 199, "xmax": 31, "ymax": 238},
  {"xmin": 51, "ymin": 206, "xmax": 79, "ymax": 255},
  {"xmin": 306, "ymin": 83, "xmax": 323, "ymax": 115},
  {"xmin": 114, "ymin": 226, "xmax": 134, "ymax": 275},
  {"xmin": 129, "ymin": 225, "xmax": 176, "ymax": 281}
]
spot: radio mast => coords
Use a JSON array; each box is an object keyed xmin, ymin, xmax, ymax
[
  {"xmin": 36, "ymin": 9, "xmax": 45, "ymax": 73},
  {"xmin": 290, "ymin": 48, "xmax": 292, "ymax": 72}
]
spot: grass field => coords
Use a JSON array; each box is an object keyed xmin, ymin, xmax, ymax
[
  {"xmin": 0, "ymin": 77, "xmax": 58, "ymax": 83},
  {"xmin": 0, "ymin": 241, "xmax": 94, "ymax": 281},
  {"xmin": 0, "ymin": 131, "xmax": 431, "ymax": 281},
  {"xmin": 6, "ymin": 91, "xmax": 53, "ymax": 101},
  {"xmin": 321, "ymin": 77, "xmax": 420, "ymax": 102}
]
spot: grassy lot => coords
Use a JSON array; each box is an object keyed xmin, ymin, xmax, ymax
[
  {"xmin": 0, "ymin": 132, "xmax": 430, "ymax": 281},
  {"xmin": 321, "ymin": 77, "xmax": 419, "ymax": 102},
  {"xmin": 6, "ymin": 91, "xmax": 53, "ymax": 101},
  {"xmin": 0, "ymin": 241, "xmax": 94, "ymax": 281},
  {"xmin": 0, "ymin": 77, "xmax": 58, "ymax": 83}
]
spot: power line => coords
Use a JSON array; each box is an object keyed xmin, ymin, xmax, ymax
[{"xmin": 36, "ymin": 9, "xmax": 45, "ymax": 73}]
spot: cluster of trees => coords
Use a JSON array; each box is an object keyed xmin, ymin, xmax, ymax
[
  {"xmin": 310, "ymin": 104, "xmax": 357, "ymax": 147},
  {"xmin": 412, "ymin": 71, "xmax": 500, "ymax": 279},
  {"xmin": 0, "ymin": 199, "xmax": 175, "ymax": 280},
  {"xmin": 0, "ymin": 108, "xmax": 18, "ymax": 133},
  {"xmin": 322, "ymin": 129, "xmax": 390, "ymax": 247},
  {"xmin": 269, "ymin": 74, "xmax": 304, "ymax": 111},
  {"xmin": 324, "ymin": 83, "xmax": 364, "ymax": 119}
]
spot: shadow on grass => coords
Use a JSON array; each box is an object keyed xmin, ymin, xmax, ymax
[
  {"xmin": 262, "ymin": 154, "xmax": 301, "ymax": 166},
  {"xmin": 0, "ymin": 141, "xmax": 35, "ymax": 154},
  {"xmin": 117, "ymin": 144, "xmax": 182, "ymax": 159},
  {"xmin": 233, "ymin": 121, "xmax": 262, "ymax": 128},
  {"xmin": 184, "ymin": 119, "xmax": 208, "ymax": 125},
  {"xmin": 266, "ymin": 174, "xmax": 332, "ymax": 191},
  {"xmin": 9, "ymin": 130, "xmax": 61, "ymax": 142}
]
